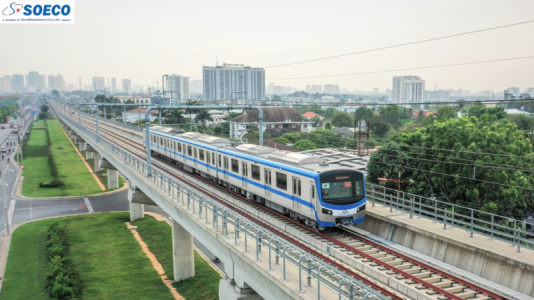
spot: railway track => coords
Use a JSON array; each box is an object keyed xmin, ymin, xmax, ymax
[{"xmin": 67, "ymin": 110, "xmax": 506, "ymax": 300}]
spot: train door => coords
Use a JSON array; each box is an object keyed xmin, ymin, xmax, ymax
[
  {"xmin": 264, "ymin": 168, "xmax": 272, "ymax": 198},
  {"xmin": 292, "ymin": 177, "xmax": 302, "ymax": 211},
  {"xmin": 193, "ymin": 147, "xmax": 198, "ymax": 167},
  {"xmin": 205, "ymin": 151, "xmax": 211, "ymax": 174},
  {"xmin": 309, "ymin": 181, "xmax": 316, "ymax": 215},
  {"xmin": 242, "ymin": 161, "xmax": 248, "ymax": 188}
]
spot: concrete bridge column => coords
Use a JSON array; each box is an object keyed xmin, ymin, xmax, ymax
[
  {"xmin": 86, "ymin": 151, "xmax": 94, "ymax": 160},
  {"xmin": 219, "ymin": 279, "xmax": 263, "ymax": 300},
  {"xmin": 78, "ymin": 141, "xmax": 86, "ymax": 152},
  {"xmin": 130, "ymin": 203, "xmax": 144, "ymax": 222},
  {"xmin": 172, "ymin": 219, "xmax": 195, "ymax": 281},
  {"xmin": 107, "ymin": 169, "xmax": 119, "ymax": 189},
  {"xmin": 94, "ymin": 152, "xmax": 102, "ymax": 172}
]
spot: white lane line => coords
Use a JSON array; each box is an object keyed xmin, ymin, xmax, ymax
[
  {"xmin": 84, "ymin": 197, "xmax": 94, "ymax": 213},
  {"xmin": 8, "ymin": 199, "xmax": 15, "ymax": 225}
]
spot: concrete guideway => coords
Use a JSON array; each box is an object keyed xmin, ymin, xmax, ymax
[{"xmin": 55, "ymin": 104, "xmax": 390, "ymax": 300}]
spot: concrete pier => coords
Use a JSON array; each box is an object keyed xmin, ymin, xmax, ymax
[
  {"xmin": 129, "ymin": 203, "xmax": 144, "ymax": 222},
  {"xmin": 78, "ymin": 141, "xmax": 86, "ymax": 152},
  {"xmin": 219, "ymin": 279, "xmax": 263, "ymax": 300},
  {"xmin": 172, "ymin": 219, "xmax": 195, "ymax": 281},
  {"xmin": 93, "ymin": 152, "xmax": 102, "ymax": 172},
  {"xmin": 85, "ymin": 151, "xmax": 93, "ymax": 160},
  {"xmin": 107, "ymin": 169, "xmax": 119, "ymax": 189}
]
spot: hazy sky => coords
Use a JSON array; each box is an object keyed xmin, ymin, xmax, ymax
[{"xmin": 1, "ymin": 0, "xmax": 534, "ymax": 92}]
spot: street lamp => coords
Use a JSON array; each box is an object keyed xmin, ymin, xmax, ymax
[{"xmin": 377, "ymin": 174, "xmax": 401, "ymax": 198}]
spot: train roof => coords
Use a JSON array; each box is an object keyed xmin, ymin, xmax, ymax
[{"xmin": 149, "ymin": 126, "xmax": 368, "ymax": 173}]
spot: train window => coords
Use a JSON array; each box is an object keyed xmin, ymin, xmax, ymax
[
  {"xmin": 177, "ymin": 142, "xmax": 182, "ymax": 153},
  {"xmin": 224, "ymin": 157, "xmax": 229, "ymax": 169},
  {"xmin": 160, "ymin": 137, "xmax": 163, "ymax": 145},
  {"xmin": 187, "ymin": 145, "xmax": 192, "ymax": 156},
  {"xmin": 251, "ymin": 165, "xmax": 260, "ymax": 180},
  {"xmin": 231, "ymin": 159, "xmax": 239, "ymax": 173},
  {"xmin": 212, "ymin": 152, "xmax": 215, "ymax": 165},
  {"xmin": 194, "ymin": 148, "xmax": 197, "ymax": 159},
  {"xmin": 218, "ymin": 154, "xmax": 222, "ymax": 167},
  {"xmin": 276, "ymin": 172, "xmax": 287, "ymax": 190},
  {"xmin": 311, "ymin": 184, "xmax": 315, "ymax": 199},
  {"xmin": 205, "ymin": 151, "xmax": 210, "ymax": 163},
  {"xmin": 242, "ymin": 162, "xmax": 248, "ymax": 177},
  {"xmin": 199, "ymin": 149, "xmax": 204, "ymax": 161},
  {"xmin": 264, "ymin": 169, "xmax": 272, "ymax": 186}
]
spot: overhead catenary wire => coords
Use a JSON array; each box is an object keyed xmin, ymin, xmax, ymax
[
  {"xmin": 279, "ymin": 98, "xmax": 534, "ymax": 106},
  {"xmin": 266, "ymin": 55, "xmax": 534, "ymax": 80},
  {"xmin": 264, "ymin": 20, "xmax": 534, "ymax": 69}
]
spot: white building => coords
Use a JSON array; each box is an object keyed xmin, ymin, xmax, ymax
[
  {"xmin": 166, "ymin": 74, "xmax": 189, "ymax": 100},
  {"xmin": 203, "ymin": 63, "xmax": 265, "ymax": 103},
  {"xmin": 111, "ymin": 78, "xmax": 117, "ymax": 93},
  {"xmin": 424, "ymin": 90, "xmax": 450, "ymax": 102},
  {"xmin": 92, "ymin": 76, "xmax": 105, "ymax": 92},
  {"xmin": 190, "ymin": 79, "xmax": 203, "ymax": 95},
  {"xmin": 0, "ymin": 76, "xmax": 12, "ymax": 93},
  {"xmin": 48, "ymin": 75, "xmax": 56, "ymax": 91},
  {"xmin": 507, "ymin": 87, "xmax": 520, "ymax": 94},
  {"xmin": 12, "ymin": 74, "xmax": 24, "ymax": 91},
  {"xmin": 122, "ymin": 79, "xmax": 132, "ymax": 94},
  {"xmin": 392, "ymin": 75, "xmax": 425, "ymax": 104}
]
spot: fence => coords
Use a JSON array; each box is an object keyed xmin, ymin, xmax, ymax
[
  {"xmin": 366, "ymin": 183, "xmax": 534, "ymax": 252},
  {"xmin": 55, "ymin": 104, "xmax": 389, "ymax": 300}
]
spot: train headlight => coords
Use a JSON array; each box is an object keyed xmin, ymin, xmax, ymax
[
  {"xmin": 357, "ymin": 204, "xmax": 366, "ymax": 212},
  {"xmin": 322, "ymin": 208, "xmax": 333, "ymax": 215}
]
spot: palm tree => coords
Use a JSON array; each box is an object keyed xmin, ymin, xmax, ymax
[{"xmin": 195, "ymin": 109, "xmax": 213, "ymax": 132}]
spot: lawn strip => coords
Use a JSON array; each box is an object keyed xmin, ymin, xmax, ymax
[{"xmin": 133, "ymin": 215, "xmax": 221, "ymax": 300}]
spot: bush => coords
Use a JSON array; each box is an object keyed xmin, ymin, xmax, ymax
[
  {"xmin": 39, "ymin": 179, "xmax": 65, "ymax": 188},
  {"xmin": 45, "ymin": 223, "xmax": 83, "ymax": 299}
]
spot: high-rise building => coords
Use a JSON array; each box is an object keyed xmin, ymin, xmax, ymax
[
  {"xmin": 92, "ymin": 76, "xmax": 105, "ymax": 92},
  {"xmin": 0, "ymin": 76, "xmax": 12, "ymax": 93},
  {"xmin": 48, "ymin": 75, "xmax": 56, "ymax": 91},
  {"xmin": 190, "ymin": 79, "xmax": 203, "ymax": 95},
  {"xmin": 324, "ymin": 84, "xmax": 335, "ymax": 94},
  {"xmin": 507, "ymin": 87, "xmax": 520, "ymax": 94},
  {"xmin": 12, "ymin": 74, "xmax": 24, "ymax": 91},
  {"xmin": 68, "ymin": 84, "xmax": 78, "ymax": 91},
  {"xmin": 424, "ymin": 90, "xmax": 450, "ymax": 102},
  {"xmin": 37, "ymin": 74, "xmax": 46, "ymax": 91},
  {"xmin": 27, "ymin": 71, "xmax": 40, "ymax": 90},
  {"xmin": 334, "ymin": 85, "xmax": 340, "ymax": 94},
  {"xmin": 268, "ymin": 82, "xmax": 274, "ymax": 94},
  {"xmin": 203, "ymin": 63, "xmax": 265, "ymax": 103},
  {"xmin": 166, "ymin": 74, "xmax": 190, "ymax": 99},
  {"xmin": 56, "ymin": 74, "xmax": 65, "ymax": 91},
  {"xmin": 122, "ymin": 79, "xmax": 132, "ymax": 94},
  {"xmin": 391, "ymin": 75, "xmax": 425, "ymax": 104},
  {"xmin": 111, "ymin": 78, "xmax": 117, "ymax": 93}
]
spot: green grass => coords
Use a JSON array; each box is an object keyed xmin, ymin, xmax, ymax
[
  {"xmin": 133, "ymin": 216, "xmax": 221, "ymax": 300},
  {"xmin": 81, "ymin": 151, "xmax": 125, "ymax": 190},
  {"xmin": 0, "ymin": 213, "xmax": 176, "ymax": 300},
  {"xmin": 21, "ymin": 120, "xmax": 123, "ymax": 197}
]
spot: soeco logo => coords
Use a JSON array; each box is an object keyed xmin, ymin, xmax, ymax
[
  {"xmin": 1, "ymin": 0, "xmax": 74, "ymax": 23},
  {"xmin": 3, "ymin": 2, "xmax": 71, "ymax": 16}
]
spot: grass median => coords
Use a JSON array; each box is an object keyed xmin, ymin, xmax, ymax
[
  {"xmin": 133, "ymin": 216, "xmax": 222, "ymax": 300},
  {"xmin": 0, "ymin": 213, "xmax": 175, "ymax": 300},
  {"xmin": 21, "ymin": 119, "xmax": 121, "ymax": 197}
]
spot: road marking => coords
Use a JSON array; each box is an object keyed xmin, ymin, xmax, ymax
[
  {"xmin": 14, "ymin": 204, "xmax": 75, "ymax": 210},
  {"xmin": 84, "ymin": 197, "xmax": 94, "ymax": 213},
  {"xmin": 8, "ymin": 200, "xmax": 15, "ymax": 225}
]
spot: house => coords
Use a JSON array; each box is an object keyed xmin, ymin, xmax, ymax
[
  {"xmin": 412, "ymin": 110, "xmax": 437, "ymax": 120},
  {"xmin": 334, "ymin": 127, "xmax": 355, "ymax": 138},
  {"xmin": 302, "ymin": 111, "xmax": 324, "ymax": 120},
  {"xmin": 230, "ymin": 107, "xmax": 313, "ymax": 140}
]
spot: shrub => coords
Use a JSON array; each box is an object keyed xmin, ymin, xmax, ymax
[{"xmin": 39, "ymin": 179, "xmax": 65, "ymax": 188}]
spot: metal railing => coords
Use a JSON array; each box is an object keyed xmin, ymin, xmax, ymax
[
  {"xmin": 366, "ymin": 183, "xmax": 534, "ymax": 252},
  {"xmin": 53, "ymin": 103, "xmax": 389, "ymax": 300}
]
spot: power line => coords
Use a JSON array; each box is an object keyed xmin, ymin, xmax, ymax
[
  {"xmin": 265, "ymin": 20, "xmax": 534, "ymax": 69},
  {"xmin": 266, "ymin": 55, "xmax": 534, "ymax": 80},
  {"xmin": 371, "ymin": 160, "xmax": 534, "ymax": 193}
]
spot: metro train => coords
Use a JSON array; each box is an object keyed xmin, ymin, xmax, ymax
[{"xmin": 144, "ymin": 126, "xmax": 366, "ymax": 229}]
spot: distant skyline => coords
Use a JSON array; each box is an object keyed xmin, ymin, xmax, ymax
[{"xmin": 1, "ymin": 0, "xmax": 534, "ymax": 92}]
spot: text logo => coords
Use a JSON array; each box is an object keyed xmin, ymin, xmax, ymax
[
  {"xmin": 341, "ymin": 210, "xmax": 348, "ymax": 215},
  {"xmin": 1, "ymin": 0, "xmax": 74, "ymax": 23}
]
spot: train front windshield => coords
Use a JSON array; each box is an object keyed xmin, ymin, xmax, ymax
[{"xmin": 320, "ymin": 172, "xmax": 365, "ymax": 205}]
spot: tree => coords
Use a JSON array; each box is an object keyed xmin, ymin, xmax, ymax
[
  {"xmin": 51, "ymin": 90, "xmax": 60, "ymax": 97},
  {"xmin": 311, "ymin": 116, "xmax": 323, "ymax": 127},
  {"xmin": 368, "ymin": 116, "xmax": 534, "ymax": 217},
  {"xmin": 507, "ymin": 114, "xmax": 534, "ymax": 131},
  {"xmin": 436, "ymin": 106, "xmax": 457, "ymax": 122},
  {"xmin": 325, "ymin": 122, "xmax": 332, "ymax": 130},
  {"xmin": 379, "ymin": 105, "xmax": 400, "ymax": 127},
  {"xmin": 281, "ymin": 132, "xmax": 302, "ymax": 143},
  {"xmin": 331, "ymin": 111, "xmax": 354, "ymax": 127},
  {"xmin": 194, "ymin": 109, "xmax": 213, "ymax": 130},
  {"xmin": 225, "ymin": 112, "xmax": 241, "ymax": 121},
  {"xmin": 354, "ymin": 106, "xmax": 374, "ymax": 121},
  {"xmin": 323, "ymin": 107, "xmax": 337, "ymax": 119},
  {"xmin": 367, "ymin": 116, "xmax": 390, "ymax": 137},
  {"xmin": 465, "ymin": 102, "xmax": 506, "ymax": 120},
  {"xmin": 294, "ymin": 139, "xmax": 317, "ymax": 151},
  {"xmin": 40, "ymin": 104, "xmax": 50, "ymax": 114}
]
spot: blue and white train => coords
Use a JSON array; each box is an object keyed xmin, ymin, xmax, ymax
[{"xmin": 144, "ymin": 126, "xmax": 366, "ymax": 229}]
